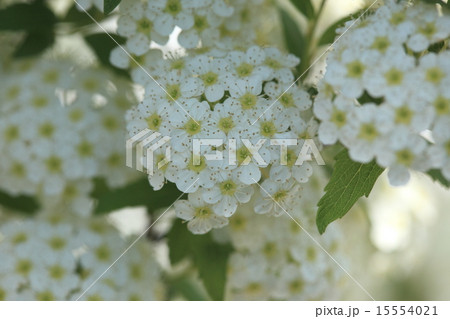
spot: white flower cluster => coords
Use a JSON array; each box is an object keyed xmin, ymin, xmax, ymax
[
  {"xmin": 110, "ymin": 0, "xmax": 281, "ymax": 83},
  {"xmin": 0, "ymin": 58, "xmax": 137, "ymax": 215},
  {"xmin": 216, "ymin": 173, "xmax": 347, "ymax": 300},
  {"xmin": 126, "ymin": 46, "xmax": 317, "ymax": 234},
  {"xmin": 0, "ymin": 213, "xmax": 163, "ymax": 301},
  {"xmin": 315, "ymin": 0, "xmax": 450, "ymax": 186}
]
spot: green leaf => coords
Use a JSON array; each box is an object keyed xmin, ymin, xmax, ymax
[
  {"xmin": 0, "ymin": 2, "xmax": 56, "ymax": 32},
  {"xmin": 104, "ymin": 0, "xmax": 121, "ymax": 14},
  {"xmin": 13, "ymin": 31, "xmax": 54, "ymax": 58},
  {"xmin": 279, "ymin": 8, "xmax": 307, "ymax": 74},
  {"xmin": 194, "ymin": 237, "xmax": 232, "ymax": 301},
  {"xmin": 316, "ymin": 149, "xmax": 384, "ymax": 234},
  {"xmin": 0, "ymin": 1, "xmax": 56, "ymax": 58},
  {"xmin": 167, "ymin": 217, "xmax": 192, "ymax": 265},
  {"xmin": 318, "ymin": 17, "xmax": 348, "ymax": 46},
  {"xmin": 84, "ymin": 33, "xmax": 129, "ymax": 77},
  {"xmin": 419, "ymin": 0, "xmax": 448, "ymax": 7},
  {"xmin": 318, "ymin": 9, "xmax": 366, "ymax": 46},
  {"xmin": 426, "ymin": 169, "xmax": 450, "ymax": 188},
  {"xmin": 357, "ymin": 90, "xmax": 385, "ymax": 105},
  {"xmin": 291, "ymin": 0, "xmax": 315, "ymax": 19},
  {"xmin": 62, "ymin": 4, "xmax": 105, "ymax": 26},
  {"xmin": 92, "ymin": 178, "xmax": 184, "ymax": 214},
  {"xmin": 0, "ymin": 190, "xmax": 40, "ymax": 215},
  {"xmin": 167, "ymin": 220, "xmax": 233, "ymax": 301},
  {"xmin": 168, "ymin": 277, "xmax": 209, "ymax": 301}
]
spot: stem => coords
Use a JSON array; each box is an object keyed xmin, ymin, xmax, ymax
[{"xmin": 299, "ymin": 0, "xmax": 328, "ymax": 77}]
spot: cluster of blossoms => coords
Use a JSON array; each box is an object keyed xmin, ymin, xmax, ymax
[
  {"xmin": 125, "ymin": 45, "xmax": 320, "ymax": 234},
  {"xmin": 0, "ymin": 213, "xmax": 164, "ymax": 301},
  {"xmin": 214, "ymin": 172, "xmax": 348, "ymax": 300},
  {"xmin": 110, "ymin": 0, "xmax": 281, "ymax": 84},
  {"xmin": 315, "ymin": 0, "xmax": 450, "ymax": 185},
  {"xmin": 0, "ymin": 58, "xmax": 137, "ymax": 215}
]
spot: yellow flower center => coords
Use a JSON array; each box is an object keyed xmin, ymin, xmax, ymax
[
  {"xmin": 260, "ymin": 121, "xmax": 276, "ymax": 137},
  {"xmin": 358, "ymin": 123, "xmax": 378, "ymax": 141},
  {"xmin": 347, "ymin": 61, "xmax": 365, "ymax": 78},
  {"xmin": 236, "ymin": 63, "xmax": 254, "ymax": 77},
  {"xmin": 385, "ymin": 68, "xmax": 403, "ymax": 86},
  {"xmin": 218, "ymin": 117, "xmax": 235, "ymax": 133},
  {"xmin": 146, "ymin": 113, "xmax": 162, "ymax": 130},
  {"xmin": 395, "ymin": 105, "xmax": 413, "ymax": 125}
]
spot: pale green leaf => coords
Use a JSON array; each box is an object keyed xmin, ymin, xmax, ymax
[{"xmin": 316, "ymin": 150, "xmax": 384, "ymax": 234}]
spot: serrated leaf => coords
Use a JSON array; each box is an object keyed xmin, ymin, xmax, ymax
[
  {"xmin": 426, "ymin": 169, "xmax": 450, "ymax": 188},
  {"xmin": 92, "ymin": 178, "xmax": 184, "ymax": 214},
  {"xmin": 291, "ymin": 0, "xmax": 315, "ymax": 19},
  {"xmin": 0, "ymin": 190, "xmax": 40, "ymax": 215},
  {"xmin": 104, "ymin": 0, "xmax": 121, "ymax": 14},
  {"xmin": 167, "ymin": 220, "xmax": 233, "ymax": 301},
  {"xmin": 84, "ymin": 33, "xmax": 129, "ymax": 77},
  {"xmin": 316, "ymin": 150, "xmax": 384, "ymax": 234}
]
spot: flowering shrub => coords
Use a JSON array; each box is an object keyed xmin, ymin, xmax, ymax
[{"xmin": 0, "ymin": 0, "xmax": 448, "ymax": 301}]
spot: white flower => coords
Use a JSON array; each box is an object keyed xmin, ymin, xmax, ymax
[
  {"xmin": 117, "ymin": 0, "xmax": 168, "ymax": 54},
  {"xmin": 126, "ymin": 97, "xmax": 172, "ymax": 137},
  {"xmin": 269, "ymin": 143, "xmax": 314, "ymax": 184},
  {"xmin": 223, "ymin": 181, "xmax": 346, "ymax": 300},
  {"xmin": 165, "ymin": 150, "xmax": 217, "ymax": 192},
  {"xmin": 254, "ymin": 104, "xmax": 291, "ymax": 140},
  {"xmin": 178, "ymin": 7, "xmax": 222, "ymax": 49},
  {"xmin": 264, "ymin": 82, "xmax": 312, "ymax": 120},
  {"xmin": 147, "ymin": 147, "xmax": 171, "ymax": 191},
  {"xmin": 224, "ymin": 132, "xmax": 271, "ymax": 185},
  {"xmin": 406, "ymin": 4, "xmax": 450, "ymax": 52},
  {"xmin": 324, "ymin": 48, "xmax": 380, "ymax": 99},
  {"xmin": 0, "ymin": 58, "xmax": 137, "ymax": 211},
  {"xmin": 227, "ymin": 76, "xmax": 266, "ymax": 122},
  {"xmin": 378, "ymin": 99, "xmax": 433, "ymax": 134},
  {"xmin": 187, "ymin": 54, "xmax": 229, "ymax": 102},
  {"xmin": 315, "ymin": 0, "xmax": 450, "ymax": 186},
  {"xmin": 414, "ymin": 52, "xmax": 450, "ymax": 104},
  {"xmin": 202, "ymin": 170, "xmax": 254, "ymax": 217},
  {"xmin": 262, "ymin": 47, "xmax": 299, "ymax": 83},
  {"xmin": 0, "ymin": 214, "xmax": 164, "ymax": 301},
  {"xmin": 145, "ymin": 70, "xmax": 202, "ymax": 105},
  {"xmin": 364, "ymin": 46, "xmax": 415, "ymax": 106},
  {"xmin": 254, "ymin": 178, "xmax": 300, "ymax": 216},
  {"xmin": 168, "ymin": 99, "xmax": 211, "ymax": 151},
  {"xmin": 225, "ymin": 253, "xmax": 272, "ymax": 301},
  {"xmin": 150, "ymin": 0, "xmax": 198, "ymax": 36},
  {"xmin": 376, "ymin": 128, "xmax": 427, "ymax": 186},
  {"xmin": 341, "ymin": 104, "xmax": 393, "ymax": 163},
  {"xmin": 174, "ymin": 191, "xmax": 229, "ymax": 234},
  {"xmin": 314, "ymin": 95, "xmax": 355, "ymax": 145},
  {"xmin": 204, "ymin": 101, "xmax": 252, "ymax": 140},
  {"xmin": 226, "ymin": 46, "xmax": 271, "ymax": 82}
]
